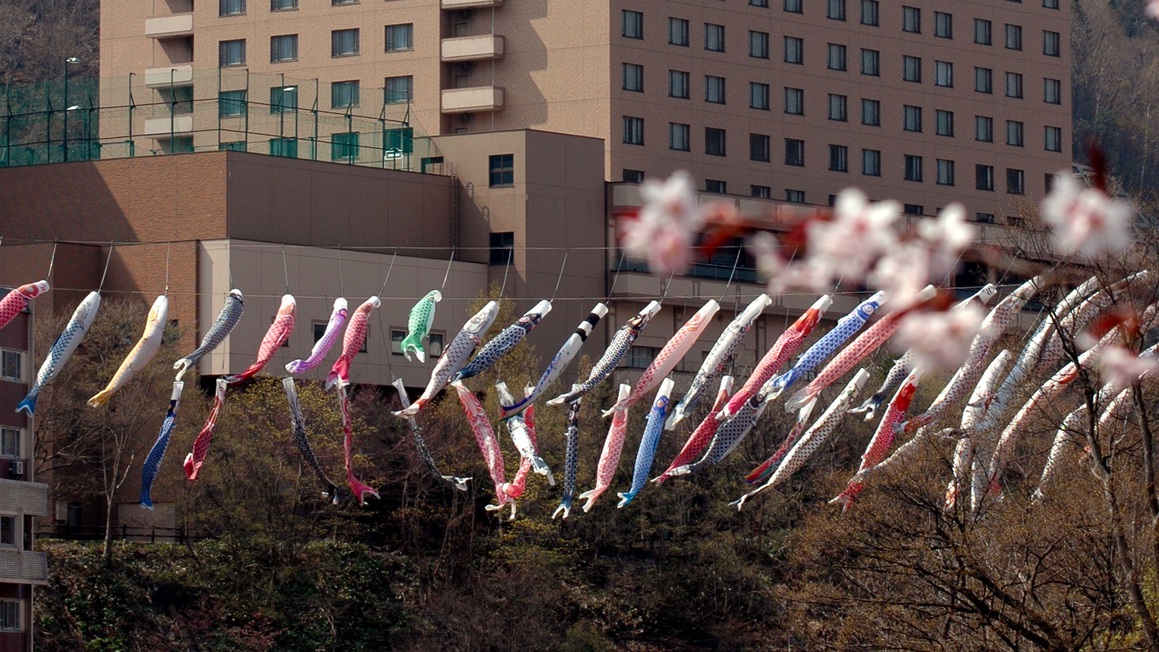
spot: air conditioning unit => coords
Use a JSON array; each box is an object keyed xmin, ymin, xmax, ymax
[{"xmin": 9, "ymin": 459, "xmax": 24, "ymax": 477}]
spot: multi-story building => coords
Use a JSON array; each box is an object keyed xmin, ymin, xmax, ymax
[{"xmin": 100, "ymin": 0, "xmax": 1071, "ymax": 222}]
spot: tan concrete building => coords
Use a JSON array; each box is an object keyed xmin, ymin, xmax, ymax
[{"xmin": 100, "ymin": 0, "xmax": 1071, "ymax": 222}]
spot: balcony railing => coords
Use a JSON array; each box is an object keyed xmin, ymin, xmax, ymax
[
  {"xmin": 0, "ymin": 549, "xmax": 47, "ymax": 584},
  {"xmin": 145, "ymin": 13, "xmax": 194, "ymax": 38},
  {"xmin": 441, "ymin": 0, "xmax": 504, "ymax": 8},
  {"xmin": 441, "ymin": 35, "xmax": 505, "ymax": 62},
  {"xmin": 144, "ymin": 65, "xmax": 194, "ymax": 88},
  {"xmin": 441, "ymin": 86, "xmax": 504, "ymax": 113}
]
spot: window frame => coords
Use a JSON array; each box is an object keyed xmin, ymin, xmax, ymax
[
  {"xmin": 784, "ymin": 138, "xmax": 805, "ymax": 166},
  {"xmin": 705, "ymin": 127, "xmax": 727, "ymax": 157},
  {"xmin": 670, "ymin": 123, "xmax": 691, "ymax": 151},
  {"xmin": 749, "ymin": 31, "xmax": 770, "ymax": 59},
  {"xmin": 936, "ymin": 159, "xmax": 955, "ymax": 186},
  {"xmin": 330, "ymin": 80, "xmax": 360, "ymax": 109},
  {"xmin": 828, "ymin": 94, "xmax": 847, "ymax": 121},
  {"xmin": 384, "ymin": 23, "xmax": 412, "ymax": 52},
  {"xmin": 902, "ymin": 6, "xmax": 921, "ymax": 33},
  {"xmin": 669, "ymin": 17, "xmax": 690, "ymax": 46},
  {"xmin": 829, "ymin": 144, "xmax": 848, "ymax": 172},
  {"xmin": 750, "ymin": 82, "xmax": 770, "ymax": 110},
  {"xmin": 975, "ymin": 19, "xmax": 992, "ymax": 45},
  {"xmin": 903, "ymin": 55, "xmax": 922, "ymax": 83},
  {"xmin": 270, "ymin": 33, "xmax": 298, "ymax": 62},
  {"xmin": 784, "ymin": 87, "xmax": 804, "ymax": 115},
  {"xmin": 904, "ymin": 154, "xmax": 923, "ymax": 182},
  {"xmin": 750, "ymin": 133, "xmax": 771, "ymax": 162},
  {"xmin": 669, "ymin": 70, "xmax": 690, "ymax": 99},
  {"xmin": 705, "ymin": 23, "xmax": 726, "ymax": 52},
  {"xmin": 828, "ymin": 43, "xmax": 847, "ymax": 71},
  {"xmin": 622, "ymin": 63, "xmax": 644, "ymax": 92},
  {"xmin": 623, "ymin": 116, "xmax": 645, "ymax": 145},
  {"xmin": 219, "ymin": 39, "xmax": 246, "ymax": 67},
  {"xmin": 705, "ymin": 75, "xmax": 726, "ymax": 104},
  {"xmin": 861, "ymin": 0, "xmax": 879, "ymax": 26},
  {"xmin": 784, "ymin": 36, "xmax": 804, "ymax": 64},
  {"xmin": 862, "ymin": 148, "xmax": 881, "ymax": 176},
  {"xmin": 0, "ymin": 349, "xmax": 20, "ymax": 382},
  {"xmin": 623, "ymin": 10, "xmax": 644, "ymax": 39},
  {"xmin": 488, "ymin": 154, "xmax": 515, "ymax": 187}
]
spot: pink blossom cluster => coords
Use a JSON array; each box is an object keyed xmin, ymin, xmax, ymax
[{"xmin": 1040, "ymin": 171, "xmax": 1133, "ymax": 259}]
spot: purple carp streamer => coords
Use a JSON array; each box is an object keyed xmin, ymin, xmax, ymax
[
  {"xmin": 396, "ymin": 300, "xmax": 499, "ymax": 417},
  {"xmin": 733, "ymin": 369, "xmax": 869, "ymax": 509},
  {"xmin": 227, "ymin": 294, "xmax": 296, "ymax": 385},
  {"xmin": 452, "ymin": 381, "xmax": 511, "ymax": 514},
  {"xmin": 140, "ymin": 381, "xmax": 185, "ymax": 509},
  {"xmin": 578, "ymin": 383, "xmax": 631, "ymax": 512},
  {"xmin": 500, "ymin": 303, "xmax": 607, "ymax": 420},
  {"xmin": 718, "ymin": 296, "xmax": 832, "ymax": 422},
  {"xmin": 183, "ymin": 378, "xmax": 228, "ymax": 481},
  {"xmin": 286, "ymin": 298, "xmax": 347, "ymax": 374},
  {"xmin": 495, "ymin": 382, "xmax": 553, "ymax": 482},
  {"xmin": 765, "ymin": 291, "xmax": 886, "ymax": 400},
  {"xmin": 0, "ymin": 280, "xmax": 49, "ymax": 331},
  {"xmin": 173, "ymin": 289, "xmax": 244, "ymax": 381},
  {"xmin": 666, "ymin": 295, "xmax": 770, "ymax": 429},
  {"xmin": 392, "ymin": 378, "xmax": 469, "ymax": 491},
  {"xmin": 400, "ymin": 290, "xmax": 441, "ymax": 363},
  {"xmin": 326, "ymin": 296, "xmax": 380, "ymax": 390},
  {"xmin": 654, "ymin": 376, "xmax": 733, "ymax": 484},
  {"xmin": 19, "ymin": 290, "xmax": 100, "ymax": 415},
  {"xmin": 602, "ymin": 300, "xmax": 719, "ymax": 416},
  {"xmin": 617, "ymin": 378, "xmax": 675, "ymax": 508},
  {"xmin": 89, "ymin": 295, "xmax": 168, "ymax": 407},
  {"xmin": 283, "ymin": 378, "xmax": 340, "ymax": 501},
  {"xmin": 554, "ymin": 385, "xmax": 584, "ymax": 519},
  {"xmin": 456, "ymin": 300, "xmax": 552, "ymax": 382},
  {"xmin": 338, "ymin": 383, "xmax": 379, "ymax": 505},
  {"xmin": 548, "ymin": 301, "xmax": 661, "ymax": 406}
]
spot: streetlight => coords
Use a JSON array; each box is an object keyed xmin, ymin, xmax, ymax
[{"xmin": 63, "ymin": 57, "xmax": 79, "ymax": 161}]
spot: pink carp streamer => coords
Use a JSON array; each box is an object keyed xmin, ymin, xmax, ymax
[
  {"xmin": 733, "ymin": 369, "xmax": 869, "ymax": 509},
  {"xmin": 602, "ymin": 299, "xmax": 720, "ymax": 417},
  {"xmin": 326, "ymin": 296, "xmax": 380, "ymax": 390},
  {"xmin": 227, "ymin": 294, "xmax": 296, "ymax": 384},
  {"xmin": 831, "ymin": 367, "xmax": 922, "ymax": 510},
  {"xmin": 505, "ymin": 399, "xmax": 540, "ymax": 503},
  {"xmin": 743, "ymin": 405, "xmax": 814, "ymax": 486},
  {"xmin": 0, "ymin": 280, "xmax": 49, "ymax": 331},
  {"xmin": 785, "ymin": 286, "xmax": 934, "ymax": 413},
  {"xmin": 654, "ymin": 376, "xmax": 733, "ymax": 484},
  {"xmin": 183, "ymin": 378, "xmax": 229, "ymax": 480},
  {"xmin": 338, "ymin": 384, "xmax": 379, "ymax": 505},
  {"xmin": 578, "ymin": 383, "xmax": 631, "ymax": 512},
  {"xmin": 452, "ymin": 381, "xmax": 510, "ymax": 513},
  {"xmin": 718, "ymin": 295, "xmax": 831, "ymax": 421},
  {"xmin": 398, "ymin": 301, "xmax": 499, "ymax": 416},
  {"xmin": 286, "ymin": 298, "xmax": 347, "ymax": 374}
]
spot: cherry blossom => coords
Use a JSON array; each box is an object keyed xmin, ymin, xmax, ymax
[
  {"xmin": 893, "ymin": 303, "xmax": 986, "ymax": 372},
  {"xmin": 1147, "ymin": 0, "xmax": 1159, "ymax": 24},
  {"xmin": 1040, "ymin": 172, "xmax": 1133, "ymax": 259},
  {"xmin": 917, "ymin": 203, "xmax": 976, "ymax": 278},
  {"xmin": 746, "ymin": 231, "xmax": 827, "ymax": 294},
  {"xmin": 1094, "ymin": 345, "xmax": 1159, "ymax": 391},
  {"xmin": 805, "ymin": 188, "xmax": 901, "ymax": 285},
  {"xmin": 620, "ymin": 172, "xmax": 704, "ymax": 275}
]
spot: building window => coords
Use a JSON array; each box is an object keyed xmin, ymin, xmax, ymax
[
  {"xmin": 829, "ymin": 94, "xmax": 847, "ymax": 121},
  {"xmin": 828, "ymin": 0, "xmax": 846, "ymax": 20},
  {"xmin": 829, "ymin": 144, "xmax": 848, "ymax": 172},
  {"xmin": 269, "ymin": 137, "xmax": 297, "ymax": 157},
  {"xmin": 785, "ymin": 138, "xmax": 805, "ymax": 166},
  {"xmin": 489, "ymin": 232, "xmax": 515, "ymax": 265},
  {"xmin": 0, "ymin": 600, "xmax": 17, "ymax": 632},
  {"xmin": 623, "ymin": 169, "xmax": 644, "ymax": 183},
  {"xmin": 861, "ymin": 49, "xmax": 880, "ymax": 76},
  {"xmin": 861, "ymin": 98, "xmax": 880, "ymax": 126},
  {"xmin": 1044, "ymin": 0, "xmax": 1059, "ymax": 8},
  {"xmin": 1045, "ymin": 173, "xmax": 1056, "ymax": 193},
  {"xmin": 784, "ymin": 0, "xmax": 802, "ymax": 13},
  {"xmin": 862, "ymin": 149, "xmax": 881, "ymax": 176},
  {"xmin": 975, "ymin": 67, "xmax": 993, "ymax": 94},
  {"xmin": 904, "ymin": 204, "xmax": 924, "ymax": 216},
  {"xmin": 752, "ymin": 185, "xmax": 771, "ymax": 198},
  {"xmin": 903, "ymin": 55, "xmax": 922, "ymax": 82},
  {"xmin": 626, "ymin": 346, "xmax": 659, "ymax": 369},
  {"xmin": 975, "ymin": 19, "xmax": 992, "ymax": 45},
  {"xmin": 904, "ymin": 155, "xmax": 923, "ymax": 181},
  {"xmin": 390, "ymin": 328, "xmax": 406, "ymax": 356},
  {"xmin": 750, "ymin": 31, "xmax": 769, "ymax": 58},
  {"xmin": 489, "ymin": 154, "xmax": 514, "ymax": 187},
  {"xmin": 385, "ymin": 76, "xmax": 413, "ymax": 103},
  {"xmin": 271, "ymin": 35, "xmax": 298, "ymax": 63},
  {"xmin": 784, "ymin": 36, "xmax": 803, "ymax": 64},
  {"xmin": 976, "ymin": 115, "xmax": 993, "ymax": 142},
  {"xmin": 861, "ymin": 0, "xmax": 879, "ymax": 25},
  {"xmin": 0, "ymin": 350, "xmax": 20, "ymax": 382},
  {"xmin": 0, "ymin": 428, "xmax": 19, "ymax": 458},
  {"xmin": 623, "ymin": 116, "xmax": 645, "ymax": 145},
  {"xmin": 272, "ymin": 0, "xmax": 297, "ymax": 9},
  {"xmin": 332, "ymin": 28, "xmax": 360, "ymax": 56},
  {"xmin": 903, "ymin": 105, "xmax": 922, "ymax": 132},
  {"xmin": 331, "ymin": 80, "xmax": 359, "ymax": 108},
  {"xmin": 1005, "ymin": 24, "xmax": 1022, "ymax": 50},
  {"xmin": 219, "ymin": 90, "xmax": 246, "ymax": 117},
  {"xmin": 219, "ymin": 141, "xmax": 246, "ymax": 152},
  {"xmin": 331, "ymin": 132, "xmax": 359, "ymax": 161},
  {"xmin": 937, "ymin": 159, "xmax": 955, "ymax": 185},
  {"xmin": 1006, "ymin": 72, "xmax": 1023, "ymax": 98},
  {"xmin": 706, "ymin": 127, "xmax": 727, "ymax": 156},
  {"xmin": 1006, "ymin": 120, "xmax": 1024, "ymax": 147},
  {"xmin": 220, "ymin": 0, "xmax": 245, "ymax": 16},
  {"xmin": 623, "ymin": 63, "xmax": 644, "ymax": 92},
  {"xmin": 751, "ymin": 0, "xmax": 769, "ymax": 6},
  {"xmin": 975, "ymin": 212, "xmax": 995, "ymax": 224},
  {"xmin": 219, "ymin": 39, "xmax": 246, "ymax": 67},
  {"xmin": 1007, "ymin": 168, "xmax": 1025, "ymax": 195},
  {"xmin": 669, "ymin": 17, "xmax": 689, "ymax": 46},
  {"xmin": 705, "ymin": 23, "xmax": 725, "ymax": 51},
  {"xmin": 425, "ymin": 333, "xmax": 444, "ymax": 358},
  {"xmin": 935, "ymin": 61, "xmax": 953, "ymax": 87},
  {"xmin": 976, "ymin": 164, "xmax": 994, "ymax": 190},
  {"xmin": 1044, "ymin": 78, "xmax": 1062, "ymax": 104},
  {"xmin": 1044, "ymin": 30, "xmax": 1060, "ymax": 56},
  {"xmin": 271, "ymin": 86, "xmax": 297, "ymax": 113},
  {"xmin": 934, "ymin": 11, "xmax": 952, "ymax": 38},
  {"xmin": 828, "ymin": 44, "xmax": 847, "ymax": 71},
  {"xmin": 332, "ymin": 0, "xmax": 356, "ymax": 4},
  {"xmin": 706, "ymin": 76, "xmax": 726, "ymax": 104},
  {"xmin": 1045, "ymin": 125, "xmax": 1063, "ymax": 152},
  {"xmin": 750, "ymin": 82, "xmax": 770, "ymax": 110},
  {"xmin": 786, "ymin": 189, "xmax": 806, "ymax": 204},
  {"xmin": 750, "ymin": 133, "xmax": 770, "ymax": 162},
  {"xmin": 705, "ymin": 179, "xmax": 727, "ymax": 194},
  {"xmin": 623, "ymin": 10, "xmax": 644, "ymax": 39},
  {"xmin": 784, "ymin": 87, "xmax": 804, "ymax": 115},
  {"xmin": 935, "ymin": 109, "xmax": 954, "ymax": 136},
  {"xmin": 903, "ymin": 6, "xmax": 921, "ymax": 33},
  {"xmin": 0, "ymin": 516, "xmax": 13, "ymax": 546},
  {"xmin": 669, "ymin": 70, "xmax": 690, "ymax": 99},
  {"xmin": 670, "ymin": 123, "xmax": 691, "ymax": 151}
]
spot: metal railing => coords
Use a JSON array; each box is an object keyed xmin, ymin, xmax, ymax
[{"xmin": 40, "ymin": 523, "xmax": 214, "ymax": 544}]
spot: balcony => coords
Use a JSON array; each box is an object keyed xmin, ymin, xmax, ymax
[
  {"xmin": 145, "ymin": 13, "xmax": 193, "ymax": 39},
  {"xmin": 441, "ymin": 86, "xmax": 504, "ymax": 113},
  {"xmin": 0, "ymin": 549, "xmax": 47, "ymax": 585},
  {"xmin": 0, "ymin": 478, "xmax": 47, "ymax": 516},
  {"xmin": 143, "ymin": 115, "xmax": 194, "ymax": 136},
  {"xmin": 144, "ymin": 65, "xmax": 194, "ymax": 88},
  {"xmin": 441, "ymin": 35, "xmax": 505, "ymax": 62},
  {"xmin": 441, "ymin": 0, "xmax": 503, "ymax": 8}
]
